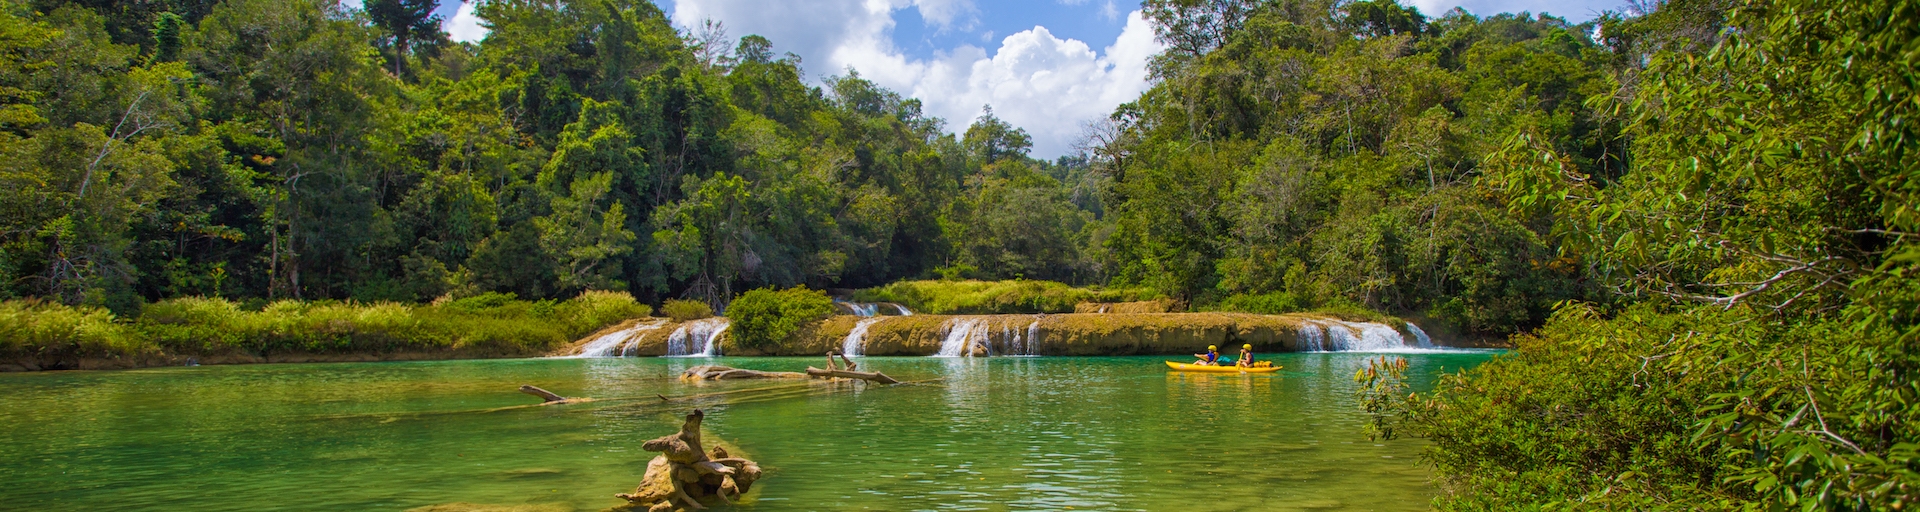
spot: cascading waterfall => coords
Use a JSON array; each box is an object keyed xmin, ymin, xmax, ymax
[
  {"xmin": 667, "ymin": 318, "xmax": 730, "ymax": 357},
  {"xmin": 936, "ymin": 318, "xmax": 986, "ymax": 357},
  {"xmin": 1297, "ymin": 322, "xmax": 1327, "ymax": 352},
  {"xmin": 567, "ymin": 320, "xmax": 665, "ymax": 358},
  {"xmin": 1010, "ymin": 320, "xmax": 1042, "ymax": 356},
  {"xmin": 934, "ymin": 317, "xmax": 1042, "ymax": 357},
  {"xmin": 834, "ymin": 301, "xmax": 912, "ymax": 317},
  {"xmin": 1294, "ymin": 320, "xmax": 1421, "ymax": 352},
  {"xmin": 1405, "ymin": 322, "xmax": 1434, "ymax": 348},
  {"xmin": 841, "ymin": 317, "xmax": 884, "ymax": 356}
]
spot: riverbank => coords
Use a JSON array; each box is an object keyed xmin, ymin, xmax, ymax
[
  {"xmin": 564, "ymin": 311, "xmax": 1506, "ymax": 358},
  {"xmin": 0, "ymin": 292, "xmax": 648, "ymax": 371}
]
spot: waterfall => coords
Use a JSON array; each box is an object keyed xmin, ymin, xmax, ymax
[
  {"xmin": 566, "ymin": 320, "xmax": 664, "ymax": 358},
  {"xmin": 1319, "ymin": 321, "xmax": 1411, "ymax": 351},
  {"xmin": 1297, "ymin": 322, "xmax": 1327, "ymax": 352},
  {"xmin": 835, "ymin": 301, "xmax": 912, "ymax": 317},
  {"xmin": 936, "ymin": 318, "xmax": 986, "ymax": 357},
  {"xmin": 842, "ymin": 317, "xmax": 884, "ymax": 356},
  {"xmin": 1405, "ymin": 322, "xmax": 1434, "ymax": 348},
  {"xmin": 934, "ymin": 317, "xmax": 1042, "ymax": 357},
  {"xmin": 1295, "ymin": 320, "xmax": 1436, "ymax": 352},
  {"xmin": 667, "ymin": 318, "xmax": 730, "ymax": 357},
  {"xmin": 1014, "ymin": 320, "xmax": 1042, "ymax": 356}
]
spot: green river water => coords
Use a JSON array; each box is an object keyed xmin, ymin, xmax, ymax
[{"xmin": 0, "ymin": 353, "xmax": 1496, "ymax": 511}]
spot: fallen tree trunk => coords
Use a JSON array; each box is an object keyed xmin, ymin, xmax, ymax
[
  {"xmin": 805, "ymin": 367, "xmax": 900, "ymax": 384},
  {"xmin": 519, "ymin": 385, "xmax": 571, "ymax": 403},
  {"xmin": 681, "ymin": 365, "xmax": 806, "ymax": 380}
]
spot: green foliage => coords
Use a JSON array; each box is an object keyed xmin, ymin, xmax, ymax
[
  {"xmin": 1343, "ymin": 0, "xmax": 1920, "ymax": 508},
  {"xmin": 724, "ymin": 286, "xmax": 832, "ymax": 349},
  {"xmin": 853, "ymin": 279, "xmax": 1162, "ymax": 314},
  {"xmin": 1368, "ymin": 305, "xmax": 1919, "ymax": 509},
  {"xmin": 0, "ymin": 291, "xmax": 646, "ymax": 361},
  {"xmin": 1204, "ymin": 291, "xmax": 1302, "ymax": 314},
  {"xmin": 1102, "ymin": 5, "xmax": 1599, "ymax": 334},
  {"xmin": 659, "ymin": 298, "xmax": 712, "ymax": 322},
  {"xmin": 0, "ymin": 299, "xmax": 148, "ymax": 359}
]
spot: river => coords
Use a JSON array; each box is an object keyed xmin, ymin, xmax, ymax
[{"xmin": 0, "ymin": 352, "xmax": 1496, "ymax": 511}]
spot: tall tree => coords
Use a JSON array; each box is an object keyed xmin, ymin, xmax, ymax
[{"xmin": 364, "ymin": 0, "xmax": 440, "ymax": 77}]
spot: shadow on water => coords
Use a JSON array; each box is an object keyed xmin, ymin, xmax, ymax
[{"xmin": 0, "ymin": 352, "xmax": 1495, "ymax": 511}]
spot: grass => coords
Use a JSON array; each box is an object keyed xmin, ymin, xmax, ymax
[
  {"xmin": 1, "ymin": 291, "xmax": 650, "ymax": 365},
  {"xmin": 851, "ymin": 279, "xmax": 1163, "ymax": 314}
]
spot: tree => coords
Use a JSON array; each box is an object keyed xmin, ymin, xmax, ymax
[
  {"xmin": 364, "ymin": 0, "xmax": 441, "ymax": 77},
  {"xmin": 962, "ymin": 106, "xmax": 1031, "ymax": 163}
]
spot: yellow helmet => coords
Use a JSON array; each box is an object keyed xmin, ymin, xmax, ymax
[
  {"xmin": 1243, "ymin": 344, "xmax": 1252, "ymax": 349},
  {"xmin": 1207, "ymin": 345, "xmax": 1217, "ymax": 350}
]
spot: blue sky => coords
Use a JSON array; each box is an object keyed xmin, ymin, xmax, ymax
[{"xmin": 430, "ymin": 0, "xmax": 1626, "ymax": 157}]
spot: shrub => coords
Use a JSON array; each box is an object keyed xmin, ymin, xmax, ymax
[
  {"xmin": 4, "ymin": 292, "xmax": 652, "ymax": 364},
  {"xmin": 727, "ymin": 286, "xmax": 833, "ymax": 349},
  {"xmin": 0, "ymin": 299, "xmax": 150, "ymax": 359},
  {"xmin": 1362, "ymin": 304, "xmax": 1920, "ymax": 509},
  {"xmin": 445, "ymin": 292, "xmax": 519, "ymax": 311},
  {"xmin": 660, "ymin": 299, "xmax": 713, "ymax": 322},
  {"xmin": 852, "ymin": 279, "xmax": 1162, "ymax": 314},
  {"xmin": 1205, "ymin": 292, "xmax": 1303, "ymax": 314}
]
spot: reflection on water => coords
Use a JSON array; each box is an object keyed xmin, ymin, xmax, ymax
[{"xmin": 0, "ymin": 353, "xmax": 1495, "ymax": 511}]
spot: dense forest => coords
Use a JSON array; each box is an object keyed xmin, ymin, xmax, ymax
[
  {"xmin": 0, "ymin": 0, "xmax": 1103, "ymax": 315},
  {"xmin": 3, "ymin": 0, "xmax": 1916, "ymax": 507}
]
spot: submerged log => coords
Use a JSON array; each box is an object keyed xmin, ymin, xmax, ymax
[
  {"xmin": 518, "ymin": 385, "xmax": 570, "ymax": 403},
  {"xmin": 804, "ymin": 366, "xmax": 901, "ymax": 384},
  {"xmin": 619, "ymin": 409, "xmax": 763, "ymax": 512},
  {"xmin": 680, "ymin": 365, "xmax": 806, "ymax": 380}
]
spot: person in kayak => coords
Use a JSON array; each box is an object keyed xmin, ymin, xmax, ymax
[
  {"xmin": 1237, "ymin": 344, "xmax": 1255, "ymax": 368},
  {"xmin": 1193, "ymin": 345, "xmax": 1221, "ymax": 365}
]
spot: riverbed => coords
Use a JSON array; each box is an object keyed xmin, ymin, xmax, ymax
[{"xmin": 0, "ymin": 352, "xmax": 1496, "ymax": 511}]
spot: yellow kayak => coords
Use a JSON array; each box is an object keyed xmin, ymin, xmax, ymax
[{"xmin": 1165, "ymin": 361, "xmax": 1282, "ymax": 373}]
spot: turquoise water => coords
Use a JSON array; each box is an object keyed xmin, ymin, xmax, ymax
[{"xmin": 0, "ymin": 353, "xmax": 1496, "ymax": 511}]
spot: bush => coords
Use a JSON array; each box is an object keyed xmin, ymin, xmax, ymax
[
  {"xmin": 1, "ymin": 292, "xmax": 652, "ymax": 365},
  {"xmin": 0, "ymin": 299, "xmax": 150, "ymax": 359},
  {"xmin": 1364, "ymin": 304, "xmax": 1920, "ymax": 509},
  {"xmin": 852, "ymin": 279, "xmax": 1162, "ymax": 314},
  {"xmin": 1205, "ymin": 292, "xmax": 1303, "ymax": 314},
  {"xmin": 660, "ymin": 299, "xmax": 713, "ymax": 322},
  {"xmin": 727, "ymin": 286, "xmax": 834, "ymax": 349}
]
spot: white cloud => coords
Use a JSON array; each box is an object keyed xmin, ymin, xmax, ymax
[
  {"xmin": 446, "ymin": 1, "xmax": 488, "ymax": 43},
  {"xmin": 910, "ymin": 0, "xmax": 978, "ymax": 31},
  {"xmin": 1099, "ymin": 0, "xmax": 1120, "ymax": 21},
  {"xmin": 671, "ymin": 0, "xmax": 1162, "ymax": 158}
]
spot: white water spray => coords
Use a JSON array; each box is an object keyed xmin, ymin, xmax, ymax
[
  {"xmin": 936, "ymin": 318, "xmax": 985, "ymax": 357},
  {"xmin": 1405, "ymin": 322, "xmax": 1434, "ymax": 348},
  {"xmin": 1297, "ymin": 322, "xmax": 1327, "ymax": 352},
  {"xmin": 842, "ymin": 317, "xmax": 884, "ymax": 356},
  {"xmin": 566, "ymin": 320, "xmax": 664, "ymax": 358},
  {"xmin": 1294, "ymin": 320, "xmax": 1437, "ymax": 352},
  {"xmin": 667, "ymin": 318, "xmax": 730, "ymax": 357}
]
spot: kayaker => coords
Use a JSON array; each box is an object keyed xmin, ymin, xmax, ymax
[
  {"xmin": 1193, "ymin": 345, "xmax": 1221, "ymax": 365},
  {"xmin": 1237, "ymin": 344, "xmax": 1254, "ymax": 368}
]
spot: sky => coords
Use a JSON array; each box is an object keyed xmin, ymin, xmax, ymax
[{"xmin": 420, "ymin": 0, "xmax": 1625, "ymax": 158}]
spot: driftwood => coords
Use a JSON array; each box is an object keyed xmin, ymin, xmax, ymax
[
  {"xmin": 618, "ymin": 409, "xmax": 763, "ymax": 512},
  {"xmin": 680, "ymin": 365, "xmax": 806, "ymax": 381},
  {"xmin": 804, "ymin": 367, "xmax": 900, "ymax": 384},
  {"xmin": 823, "ymin": 351, "xmax": 857, "ymax": 372},
  {"xmin": 519, "ymin": 385, "xmax": 583, "ymax": 404}
]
